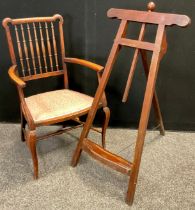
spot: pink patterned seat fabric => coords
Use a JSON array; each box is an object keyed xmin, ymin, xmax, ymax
[{"xmin": 25, "ymin": 89, "xmax": 96, "ymax": 124}]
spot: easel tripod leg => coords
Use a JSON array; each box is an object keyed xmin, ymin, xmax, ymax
[
  {"xmin": 71, "ymin": 114, "xmax": 94, "ymax": 167},
  {"xmin": 152, "ymin": 92, "xmax": 165, "ymax": 135},
  {"xmin": 140, "ymin": 49, "xmax": 165, "ymax": 136},
  {"xmin": 71, "ymin": 138, "xmax": 84, "ymax": 167}
]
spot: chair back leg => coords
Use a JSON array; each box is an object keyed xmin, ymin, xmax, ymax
[{"xmin": 101, "ymin": 107, "xmax": 110, "ymax": 148}]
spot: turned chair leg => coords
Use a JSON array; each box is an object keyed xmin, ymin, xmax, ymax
[
  {"xmin": 21, "ymin": 110, "xmax": 26, "ymax": 142},
  {"xmin": 101, "ymin": 107, "xmax": 110, "ymax": 148},
  {"xmin": 27, "ymin": 130, "xmax": 38, "ymax": 179}
]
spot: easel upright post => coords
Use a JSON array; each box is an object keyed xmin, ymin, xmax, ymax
[{"xmin": 126, "ymin": 23, "xmax": 165, "ymax": 204}]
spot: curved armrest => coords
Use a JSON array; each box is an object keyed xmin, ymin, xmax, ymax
[
  {"xmin": 8, "ymin": 65, "xmax": 26, "ymax": 88},
  {"xmin": 64, "ymin": 57, "xmax": 104, "ymax": 72}
]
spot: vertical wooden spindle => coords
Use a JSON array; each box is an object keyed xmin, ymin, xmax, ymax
[
  {"xmin": 58, "ymin": 18, "xmax": 68, "ymax": 88},
  {"xmin": 45, "ymin": 22, "xmax": 53, "ymax": 71},
  {"xmin": 27, "ymin": 24, "xmax": 37, "ymax": 74},
  {"xmin": 33, "ymin": 23, "xmax": 42, "ymax": 74},
  {"xmin": 20, "ymin": 24, "xmax": 31, "ymax": 75},
  {"xmin": 51, "ymin": 22, "xmax": 59, "ymax": 71},
  {"xmin": 39, "ymin": 22, "xmax": 48, "ymax": 72},
  {"xmin": 14, "ymin": 25, "xmax": 25, "ymax": 76}
]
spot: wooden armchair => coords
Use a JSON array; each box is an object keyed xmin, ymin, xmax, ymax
[{"xmin": 2, "ymin": 14, "xmax": 110, "ymax": 179}]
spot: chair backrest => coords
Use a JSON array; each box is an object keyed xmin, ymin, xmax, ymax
[{"xmin": 3, "ymin": 14, "xmax": 68, "ymax": 87}]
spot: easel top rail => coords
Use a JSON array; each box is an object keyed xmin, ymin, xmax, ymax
[{"xmin": 107, "ymin": 8, "xmax": 191, "ymax": 27}]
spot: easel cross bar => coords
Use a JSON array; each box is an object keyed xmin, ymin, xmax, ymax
[{"xmin": 116, "ymin": 38, "xmax": 156, "ymax": 51}]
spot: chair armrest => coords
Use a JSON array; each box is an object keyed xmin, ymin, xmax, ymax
[
  {"xmin": 64, "ymin": 57, "xmax": 104, "ymax": 72},
  {"xmin": 8, "ymin": 65, "xmax": 26, "ymax": 88},
  {"xmin": 64, "ymin": 57, "xmax": 107, "ymax": 107}
]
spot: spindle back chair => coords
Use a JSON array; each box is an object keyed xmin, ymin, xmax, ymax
[
  {"xmin": 71, "ymin": 2, "xmax": 190, "ymax": 205},
  {"xmin": 2, "ymin": 14, "xmax": 110, "ymax": 179},
  {"xmin": 3, "ymin": 15, "xmax": 68, "ymax": 85}
]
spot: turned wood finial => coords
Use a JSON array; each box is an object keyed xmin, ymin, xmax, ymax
[{"xmin": 147, "ymin": 2, "xmax": 156, "ymax": 11}]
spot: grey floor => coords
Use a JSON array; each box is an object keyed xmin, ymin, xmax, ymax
[{"xmin": 0, "ymin": 123, "xmax": 194, "ymax": 210}]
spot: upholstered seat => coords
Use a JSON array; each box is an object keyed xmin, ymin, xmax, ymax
[{"xmin": 25, "ymin": 89, "xmax": 96, "ymax": 124}]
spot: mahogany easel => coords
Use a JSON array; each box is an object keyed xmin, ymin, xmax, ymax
[{"xmin": 71, "ymin": 2, "xmax": 190, "ymax": 205}]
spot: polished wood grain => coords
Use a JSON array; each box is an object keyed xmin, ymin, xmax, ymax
[
  {"xmin": 122, "ymin": 5, "xmax": 165, "ymax": 136},
  {"xmin": 117, "ymin": 38, "xmax": 155, "ymax": 51},
  {"xmin": 82, "ymin": 139, "xmax": 133, "ymax": 175},
  {"xmin": 45, "ymin": 22, "xmax": 54, "ymax": 71},
  {"xmin": 14, "ymin": 25, "xmax": 25, "ymax": 76},
  {"xmin": 51, "ymin": 22, "xmax": 59, "ymax": 71},
  {"xmin": 107, "ymin": 8, "xmax": 190, "ymax": 27},
  {"xmin": 27, "ymin": 130, "xmax": 38, "ymax": 179},
  {"xmin": 8, "ymin": 65, "xmax": 26, "ymax": 87},
  {"xmin": 3, "ymin": 14, "xmax": 110, "ymax": 179},
  {"xmin": 33, "ymin": 23, "xmax": 43, "ymax": 73},
  {"xmin": 21, "ymin": 24, "xmax": 31, "ymax": 75},
  {"xmin": 7, "ymin": 14, "xmax": 63, "ymax": 24},
  {"xmin": 39, "ymin": 22, "xmax": 48, "ymax": 72},
  {"xmin": 126, "ymin": 24, "xmax": 165, "ymax": 205},
  {"xmin": 122, "ymin": 23, "xmax": 146, "ymax": 102},
  {"xmin": 140, "ymin": 49, "xmax": 165, "ymax": 135},
  {"xmin": 21, "ymin": 70, "xmax": 64, "ymax": 81},
  {"xmin": 27, "ymin": 24, "xmax": 37, "ymax": 74},
  {"xmin": 64, "ymin": 57, "xmax": 104, "ymax": 72},
  {"xmin": 71, "ymin": 2, "xmax": 190, "ymax": 206}
]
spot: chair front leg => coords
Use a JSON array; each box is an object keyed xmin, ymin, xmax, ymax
[
  {"xmin": 27, "ymin": 130, "xmax": 38, "ymax": 179},
  {"xmin": 101, "ymin": 107, "xmax": 110, "ymax": 148}
]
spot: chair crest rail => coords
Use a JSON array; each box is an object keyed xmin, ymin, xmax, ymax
[{"xmin": 2, "ymin": 14, "xmax": 63, "ymax": 26}]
